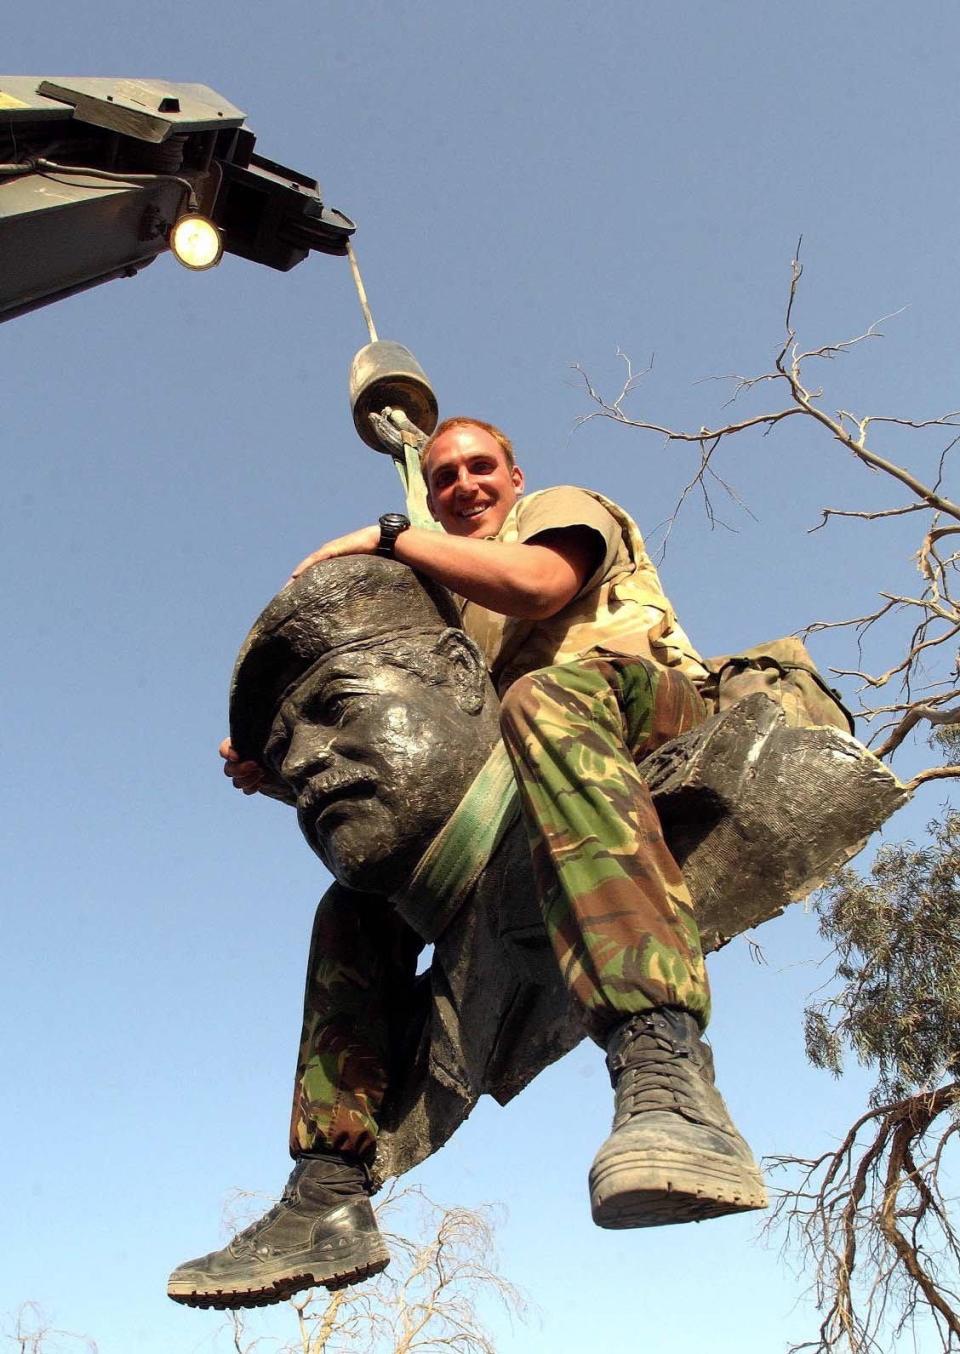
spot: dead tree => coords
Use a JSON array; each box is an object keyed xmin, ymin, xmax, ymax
[
  {"xmin": 576, "ymin": 251, "xmax": 960, "ymax": 1350},
  {"xmin": 574, "ymin": 239, "xmax": 960, "ymax": 789},
  {"xmin": 4, "ymin": 1305, "xmax": 97, "ymax": 1354},
  {"xmin": 226, "ymin": 1185, "xmax": 526, "ymax": 1354}
]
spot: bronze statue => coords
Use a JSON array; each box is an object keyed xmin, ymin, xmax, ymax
[{"xmin": 168, "ymin": 557, "xmax": 589, "ymax": 1308}]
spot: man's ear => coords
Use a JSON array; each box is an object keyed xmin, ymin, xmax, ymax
[
  {"xmin": 433, "ymin": 629, "xmax": 488, "ymax": 714},
  {"xmin": 423, "ymin": 458, "xmax": 440, "ymax": 520}
]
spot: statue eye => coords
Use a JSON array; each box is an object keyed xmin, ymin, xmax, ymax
[{"xmin": 323, "ymin": 692, "xmax": 354, "ymax": 724}]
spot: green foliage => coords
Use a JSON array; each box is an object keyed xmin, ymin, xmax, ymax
[
  {"xmin": 931, "ymin": 723, "xmax": 960, "ymax": 759},
  {"xmin": 805, "ymin": 811, "xmax": 960, "ymax": 1102}
]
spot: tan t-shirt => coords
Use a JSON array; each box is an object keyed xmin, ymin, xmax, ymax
[{"xmin": 459, "ymin": 485, "xmax": 707, "ymax": 696}]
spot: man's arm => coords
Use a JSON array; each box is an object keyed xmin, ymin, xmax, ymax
[
  {"xmin": 226, "ymin": 504, "xmax": 606, "ymax": 796},
  {"xmin": 289, "ymin": 523, "xmax": 601, "ymax": 621},
  {"xmin": 222, "ymin": 524, "xmax": 599, "ymax": 797}
]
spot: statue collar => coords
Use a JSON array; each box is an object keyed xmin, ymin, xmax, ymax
[{"xmin": 393, "ymin": 741, "xmax": 520, "ymax": 941}]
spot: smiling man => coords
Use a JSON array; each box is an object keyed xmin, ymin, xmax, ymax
[{"xmin": 271, "ymin": 418, "xmax": 765, "ymax": 1226}]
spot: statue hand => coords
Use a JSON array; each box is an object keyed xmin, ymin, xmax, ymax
[
  {"xmin": 288, "ymin": 525, "xmax": 380, "ymax": 583},
  {"xmin": 219, "ymin": 737, "xmax": 266, "ymax": 795}
]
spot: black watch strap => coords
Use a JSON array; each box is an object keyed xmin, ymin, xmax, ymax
[{"xmin": 374, "ymin": 513, "xmax": 411, "ymax": 558}]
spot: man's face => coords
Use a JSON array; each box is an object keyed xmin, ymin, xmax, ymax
[
  {"xmin": 262, "ymin": 644, "xmax": 482, "ymax": 893},
  {"xmin": 424, "ymin": 425, "xmax": 524, "ymax": 538}
]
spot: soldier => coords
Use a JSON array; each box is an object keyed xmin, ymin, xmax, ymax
[
  {"xmin": 180, "ymin": 417, "xmax": 764, "ymax": 1307},
  {"xmin": 284, "ymin": 414, "xmax": 765, "ymax": 1207}
]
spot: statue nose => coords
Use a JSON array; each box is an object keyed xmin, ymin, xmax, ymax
[{"xmin": 281, "ymin": 726, "xmax": 336, "ymax": 785}]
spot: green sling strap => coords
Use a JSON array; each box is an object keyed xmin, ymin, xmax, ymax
[{"xmin": 394, "ymin": 741, "xmax": 521, "ymax": 942}]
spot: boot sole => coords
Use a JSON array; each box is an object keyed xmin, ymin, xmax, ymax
[
  {"xmin": 590, "ymin": 1142, "xmax": 768, "ymax": 1230},
  {"xmin": 167, "ymin": 1239, "xmax": 390, "ymax": 1309}
]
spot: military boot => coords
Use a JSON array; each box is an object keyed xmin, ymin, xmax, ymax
[
  {"xmin": 589, "ymin": 1007, "xmax": 767, "ymax": 1229},
  {"xmin": 167, "ymin": 1153, "xmax": 389, "ymax": 1309}
]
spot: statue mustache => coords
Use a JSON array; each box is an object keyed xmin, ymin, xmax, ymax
[{"xmin": 297, "ymin": 771, "xmax": 379, "ymax": 820}]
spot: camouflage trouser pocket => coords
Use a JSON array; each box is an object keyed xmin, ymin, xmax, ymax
[{"xmin": 498, "ymin": 652, "xmax": 711, "ymax": 1040}]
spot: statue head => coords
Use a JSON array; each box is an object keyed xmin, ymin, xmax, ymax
[{"xmin": 230, "ymin": 557, "xmax": 501, "ymax": 894}]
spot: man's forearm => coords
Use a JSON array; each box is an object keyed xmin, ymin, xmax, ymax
[{"xmin": 391, "ymin": 527, "xmax": 582, "ymax": 619}]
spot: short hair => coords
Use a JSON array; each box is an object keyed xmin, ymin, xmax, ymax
[{"xmin": 420, "ymin": 417, "xmax": 515, "ymax": 476}]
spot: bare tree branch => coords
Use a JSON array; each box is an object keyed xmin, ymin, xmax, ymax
[
  {"xmin": 4, "ymin": 1305, "xmax": 97, "ymax": 1354},
  {"xmin": 576, "ymin": 245, "xmax": 960, "ymax": 757},
  {"xmin": 908, "ymin": 765, "xmax": 960, "ymax": 790},
  {"xmin": 767, "ymin": 1086, "xmax": 960, "ymax": 1353},
  {"xmin": 226, "ymin": 1186, "xmax": 527, "ymax": 1354},
  {"xmin": 875, "ymin": 701, "xmax": 960, "ymax": 759},
  {"xmin": 808, "ymin": 503, "xmax": 931, "ymax": 533}
]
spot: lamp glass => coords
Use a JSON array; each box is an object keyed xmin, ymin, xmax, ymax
[{"xmin": 170, "ymin": 215, "xmax": 223, "ymax": 271}]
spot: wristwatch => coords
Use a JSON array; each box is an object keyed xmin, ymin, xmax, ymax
[{"xmin": 374, "ymin": 512, "xmax": 411, "ymax": 558}]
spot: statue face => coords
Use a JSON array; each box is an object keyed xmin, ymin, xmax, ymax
[{"xmin": 262, "ymin": 643, "xmax": 490, "ymax": 893}]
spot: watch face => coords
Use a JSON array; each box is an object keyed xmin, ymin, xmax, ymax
[{"xmin": 377, "ymin": 514, "xmax": 410, "ymax": 557}]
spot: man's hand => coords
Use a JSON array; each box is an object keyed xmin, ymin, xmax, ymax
[
  {"xmin": 220, "ymin": 737, "xmax": 265, "ymax": 795},
  {"xmin": 289, "ymin": 525, "xmax": 380, "ymax": 583}
]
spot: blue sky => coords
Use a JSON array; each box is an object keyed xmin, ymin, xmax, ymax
[{"xmin": 4, "ymin": 4, "xmax": 958, "ymax": 1351}]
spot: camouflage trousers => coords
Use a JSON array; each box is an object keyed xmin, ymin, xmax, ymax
[
  {"xmin": 289, "ymin": 885, "xmax": 422, "ymax": 1162},
  {"xmin": 290, "ymin": 652, "xmax": 709, "ymax": 1160},
  {"xmin": 497, "ymin": 651, "xmax": 710, "ymax": 1042}
]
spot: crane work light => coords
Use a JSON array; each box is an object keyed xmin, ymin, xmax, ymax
[
  {"xmin": 169, "ymin": 213, "xmax": 223, "ymax": 270},
  {"xmin": 0, "ymin": 76, "xmax": 355, "ymax": 322}
]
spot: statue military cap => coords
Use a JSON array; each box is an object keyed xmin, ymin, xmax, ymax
[{"xmin": 229, "ymin": 555, "xmax": 463, "ymax": 767}]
